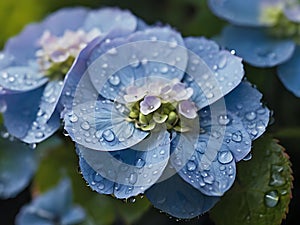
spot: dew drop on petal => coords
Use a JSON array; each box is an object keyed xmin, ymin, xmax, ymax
[
  {"xmin": 243, "ymin": 152, "xmax": 252, "ymax": 161},
  {"xmin": 80, "ymin": 121, "xmax": 90, "ymax": 130},
  {"xmin": 231, "ymin": 131, "xmax": 243, "ymax": 142},
  {"xmin": 102, "ymin": 129, "xmax": 115, "ymax": 142},
  {"xmin": 129, "ymin": 172, "xmax": 138, "ymax": 185},
  {"xmin": 109, "ymin": 75, "xmax": 120, "ymax": 86},
  {"xmin": 218, "ymin": 151, "xmax": 233, "ymax": 164},
  {"xmin": 0, "ymin": 100, "xmax": 7, "ymax": 113},
  {"xmin": 218, "ymin": 114, "xmax": 231, "ymax": 125},
  {"xmin": 186, "ymin": 160, "xmax": 197, "ymax": 172},
  {"xmin": 245, "ymin": 111, "xmax": 257, "ymax": 121}
]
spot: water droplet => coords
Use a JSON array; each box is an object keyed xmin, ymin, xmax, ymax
[
  {"xmin": 218, "ymin": 151, "xmax": 233, "ymax": 164},
  {"xmin": 0, "ymin": 100, "xmax": 7, "ymax": 113},
  {"xmin": 35, "ymin": 131, "xmax": 44, "ymax": 139},
  {"xmin": 102, "ymin": 63, "xmax": 108, "ymax": 68},
  {"xmin": 269, "ymin": 165, "xmax": 286, "ymax": 187},
  {"xmin": 107, "ymin": 47, "xmax": 117, "ymax": 55},
  {"xmin": 102, "ymin": 129, "xmax": 115, "ymax": 142},
  {"xmin": 109, "ymin": 75, "xmax": 120, "ymax": 86},
  {"xmin": 203, "ymin": 174, "xmax": 214, "ymax": 184},
  {"xmin": 206, "ymin": 92, "xmax": 214, "ymax": 99},
  {"xmin": 160, "ymin": 66, "xmax": 169, "ymax": 74},
  {"xmin": 159, "ymin": 150, "xmax": 165, "ymax": 155},
  {"xmin": 186, "ymin": 160, "xmax": 197, "ymax": 172},
  {"xmin": 80, "ymin": 121, "xmax": 90, "ymax": 130},
  {"xmin": 169, "ymin": 40, "xmax": 178, "ymax": 48},
  {"xmin": 218, "ymin": 55, "xmax": 227, "ymax": 69},
  {"xmin": 98, "ymin": 182, "xmax": 105, "ymax": 190},
  {"xmin": 232, "ymin": 131, "xmax": 243, "ymax": 142},
  {"xmin": 236, "ymin": 103, "xmax": 243, "ymax": 110},
  {"xmin": 264, "ymin": 190, "xmax": 279, "ymax": 208},
  {"xmin": 29, "ymin": 143, "xmax": 37, "ymax": 149},
  {"xmin": 243, "ymin": 153, "xmax": 252, "ymax": 161},
  {"xmin": 129, "ymin": 172, "xmax": 138, "ymax": 185},
  {"xmin": 245, "ymin": 111, "xmax": 257, "ymax": 121},
  {"xmin": 135, "ymin": 158, "xmax": 145, "ymax": 168},
  {"xmin": 218, "ymin": 114, "xmax": 231, "ymax": 125},
  {"xmin": 128, "ymin": 197, "xmax": 136, "ymax": 203},
  {"xmin": 69, "ymin": 113, "xmax": 78, "ymax": 123}
]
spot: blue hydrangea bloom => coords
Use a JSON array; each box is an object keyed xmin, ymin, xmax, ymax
[
  {"xmin": 62, "ymin": 23, "xmax": 270, "ymax": 218},
  {"xmin": 15, "ymin": 179, "xmax": 85, "ymax": 225},
  {"xmin": 0, "ymin": 136, "xmax": 37, "ymax": 199},
  {"xmin": 0, "ymin": 7, "xmax": 141, "ymax": 144},
  {"xmin": 208, "ymin": 0, "xmax": 300, "ymax": 97}
]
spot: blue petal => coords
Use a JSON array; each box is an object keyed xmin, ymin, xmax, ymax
[
  {"xmin": 0, "ymin": 66, "xmax": 47, "ymax": 92},
  {"xmin": 83, "ymin": 7, "xmax": 137, "ymax": 36},
  {"xmin": 2, "ymin": 86, "xmax": 44, "ymax": 140},
  {"xmin": 208, "ymin": 0, "xmax": 282, "ymax": 26},
  {"xmin": 16, "ymin": 179, "xmax": 83, "ymax": 225},
  {"xmin": 87, "ymin": 27, "xmax": 187, "ymax": 101},
  {"xmin": 224, "ymin": 81, "xmax": 270, "ymax": 140},
  {"xmin": 170, "ymin": 110, "xmax": 251, "ymax": 196},
  {"xmin": 145, "ymin": 173, "xmax": 219, "ymax": 219},
  {"xmin": 77, "ymin": 130, "xmax": 170, "ymax": 198},
  {"xmin": 0, "ymin": 139, "xmax": 37, "ymax": 199},
  {"xmin": 60, "ymin": 38, "xmax": 102, "ymax": 112},
  {"xmin": 61, "ymin": 207, "xmax": 85, "ymax": 225},
  {"xmin": 64, "ymin": 100, "xmax": 148, "ymax": 151},
  {"xmin": 4, "ymin": 24, "xmax": 47, "ymax": 62},
  {"xmin": 42, "ymin": 7, "xmax": 88, "ymax": 36},
  {"xmin": 284, "ymin": 0, "xmax": 300, "ymax": 22},
  {"xmin": 1, "ymin": 81, "xmax": 62, "ymax": 143},
  {"xmin": 277, "ymin": 46, "xmax": 300, "ymax": 97},
  {"xmin": 21, "ymin": 80, "xmax": 63, "ymax": 143},
  {"xmin": 183, "ymin": 37, "xmax": 244, "ymax": 109},
  {"xmin": 218, "ymin": 25, "xmax": 295, "ymax": 67}
]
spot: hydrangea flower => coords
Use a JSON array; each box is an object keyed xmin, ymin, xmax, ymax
[
  {"xmin": 62, "ymin": 21, "xmax": 270, "ymax": 218},
  {"xmin": 208, "ymin": 0, "xmax": 300, "ymax": 97},
  {"xmin": 0, "ymin": 6, "xmax": 142, "ymax": 144},
  {"xmin": 15, "ymin": 179, "xmax": 85, "ymax": 225}
]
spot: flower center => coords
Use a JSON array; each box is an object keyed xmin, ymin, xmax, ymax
[
  {"xmin": 36, "ymin": 28, "xmax": 101, "ymax": 80},
  {"xmin": 261, "ymin": 5, "xmax": 300, "ymax": 43},
  {"xmin": 124, "ymin": 78, "xmax": 198, "ymax": 132}
]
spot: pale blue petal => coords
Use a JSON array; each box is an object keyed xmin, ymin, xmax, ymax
[
  {"xmin": 0, "ymin": 66, "xmax": 47, "ymax": 92},
  {"xmin": 2, "ymin": 86, "xmax": 44, "ymax": 139},
  {"xmin": 170, "ymin": 110, "xmax": 251, "ymax": 196},
  {"xmin": 277, "ymin": 46, "xmax": 300, "ymax": 97},
  {"xmin": 145, "ymin": 173, "xmax": 220, "ymax": 219},
  {"xmin": 60, "ymin": 38, "xmax": 102, "ymax": 112},
  {"xmin": 0, "ymin": 139, "xmax": 37, "ymax": 199},
  {"xmin": 61, "ymin": 206, "xmax": 85, "ymax": 225},
  {"xmin": 284, "ymin": 0, "xmax": 300, "ymax": 22},
  {"xmin": 218, "ymin": 25, "xmax": 295, "ymax": 67},
  {"xmin": 83, "ymin": 7, "xmax": 137, "ymax": 35},
  {"xmin": 77, "ymin": 130, "xmax": 170, "ymax": 198},
  {"xmin": 208, "ymin": 0, "xmax": 283, "ymax": 26},
  {"xmin": 64, "ymin": 100, "xmax": 148, "ymax": 151},
  {"xmin": 42, "ymin": 7, "xmax": 88, "ymax": 36},
  {"xmin": 16, "ymin": 179, "xmax": 83, "ymax": 225},
  {"xmin": 224, "ymin": 81, "xmax": 270, "ymax": 140},
  {"xmin": 183, "ymin": 37, "xmax": 244, "ymax": 109},
  {"xmin": 87, "ymin": 27, "xmax": 187, "ymax": 101}
]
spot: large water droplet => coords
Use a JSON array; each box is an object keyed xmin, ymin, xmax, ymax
[
  {"xmin": 231, "ymin": 131, "xmax": 243, "ymax": 142},
  {"xmin": 203, "ymin": 174, "xmax": 214, "ymax": 184},
  {"xmin": 186, "ymin": 160, "xmax": 197, "ymax": 172},
  {"xmin": 135, "ymin": 158, "xmax": 145, "ymax": 168},
  {"xmin": 109, "ymin": 75, "xmax": 120, "ymax": 86},
  {"xmin": 264, "ymin": 190, "xmax": 279, "ymax": 208},
  {"xmin": 269, "ymin": 165, "xmax": 286, "ymax": 187},
  {"xmin": 80, "ymin": 121, "xmax": 90, "ymax": 130},
  {"xmin": 245, "ymin": 111, "xmax": 257, "ymax": 121},
  {"xmin": 69, "ymin": 113, "xmax": 78, "ymax": 123},
  {"xmin": 218, "ymin": 114, "xmax": 231, "ymax": 125},
  {"xmin": 160, "ymin": 66, "xmax": 169, "ymax": 74},
  {"xmin": 129, "ymin": 172, "xmax": 138, "ymax": 185},
  {"xmin": 218, "ymin": 55, "xmax": 227, "ymax": 69},
  {"xmin": 102, "ymin": 129, "xmax": 115, "ymax": 142},
  {"xmin": 218, "ymin": 151, "xmax": 233, "ymax": 164},
  {"xmin": 243, "ymin": 153, "xmax": 252, "ymax": 161}
]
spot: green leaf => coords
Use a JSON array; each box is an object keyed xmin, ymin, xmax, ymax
[
  {"xmin": 210, "ymin": 135, "xmax": 293, "ymax": 225},
  {"xmin": 33, "ymin": 138, "xmax": 150, "ymax": 225}
]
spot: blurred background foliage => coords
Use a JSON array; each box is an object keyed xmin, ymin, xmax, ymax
[{"xmin": 0, "ymin": 0, "xmax": 299, "ymax": 225}]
